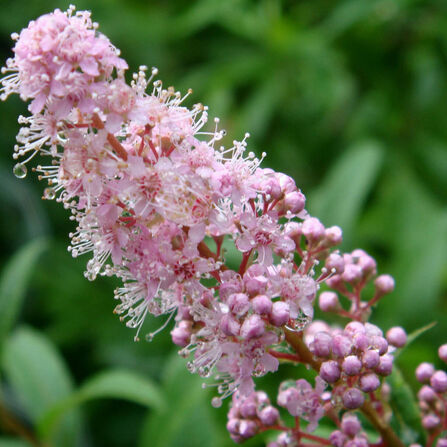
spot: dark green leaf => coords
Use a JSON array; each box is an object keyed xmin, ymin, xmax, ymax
[
  {"xmin": 309, "ymin": 140, "xmax": 384, "ymax": 246},
  {"xmin": 39, "ymin": 369, "xmax": 165, "ymax": 441},
  {"xmin": 138, "ymin": 355, "xmax": 225, "ymax": 447},
  {"xmin": 406, "ymin": 322, "xmax": 437, "ymax": 349},
  {"xmin": 387, "ymin": 366, "xmax": 423, "ymax": 445},
  {"xmin": 2, "ymin": 327, "xmax": 81, "ymax": 447},
  {"xmin": 0, "ymin": 239, "xmax": 47, "ymax": 349}
]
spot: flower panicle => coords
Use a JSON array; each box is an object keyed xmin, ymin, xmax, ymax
[{"xmin": 3, "ymin": 7, "xmax": 446, "ymax": 447}]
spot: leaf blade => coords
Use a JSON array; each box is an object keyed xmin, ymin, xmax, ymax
[
  {"xmin": 0, "ymin": 239, "xmax": 47, "ymax": 348},
  {"xmin": 38, "ymin": 369, "xmax": 165, "ymax": 441},
  {"xmin": 2, "ymin": 327, "xmax": 81, "ymax": 447},
  {"xmin": 308, "ymin": 140, "xmax": 384, "ymax": 247}
]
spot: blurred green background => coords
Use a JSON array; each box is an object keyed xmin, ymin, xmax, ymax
[{"xmin": 0, "ymin": 0, "xmax": 446, "ymax": 446}]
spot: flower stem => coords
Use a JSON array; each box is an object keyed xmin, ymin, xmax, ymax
[
  {"xmin": 360, "ymin": 400, "xmax": 405, "ymax": 447},
  {"xmin": 91, "ymin": 113, "xmax": 128, "ymax": 161}
]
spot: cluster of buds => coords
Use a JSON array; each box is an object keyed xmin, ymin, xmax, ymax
[
  {"xmin": 227, "ymin": 391, "xmax": 279, "ymax": 443},
  {"xmin": 329, "ymin": 413, "xmax": 369, "ymax": 447},
  {"xmin": 414, "ymin": 345, "xmax": 447, "ymax": 445},
  {"xmin": 2, "ymin": 7, "xmax": 446, "ymax": 447},
  {"xmin": 319, "ymin": 249, "xmax": 395, "ymax": 321},
  {"xmin": 305, "ymin": 321, "xmax": 405, "ymax": 410}
]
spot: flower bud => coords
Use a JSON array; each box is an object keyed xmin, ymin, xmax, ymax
[
  {"xmin": 319, "ymin": 291, "xmax": 340, "ymax": 312},
  {"xmin": 240, "ymin": 314, "xmax": 265, "ymax": 340},
  {"xmin": 342, "ymin": 356, "xmax": 362, "ymax": 376},
  {"xmin": 170, "ymin": 321, "xmax": 192, "ymax": 347},
  {"xmin": 239, "ymin": 419, "xmax": 258, "ymax": 438},
  {"xmin": 258, "ymin": 406, "xmax": 279, "ymax": 426},
  {"xmin": 239, "ymin": 398, "xmax": 257, "ymax": 418},
  {"xmin": 311, "ymin": 332, "xmax": 332, "ymax": 358},
  {"xmin": 422, "ymin": 414, "xmax": 441, "ymax": 431},
  {"xmin": 342, "ymin": 388, "xmax": 365, "ymax": 409},
  {"xmin": 220, "ymin": 314, "xmax": 241, "ymax": 336},
  {"xmin": 332, "ymin": 335, "xmax": 352, "ymax": 358},
  {"xmin": 270, "ymin": 301, "xmax": 290, "ymax": 327},
  {"xmin": 345, "ymin": 322, "xmax": 366, "ymax": 336},
  {"xmin": 438, "ymin": 344, "xmax": 447, "ymax": 363},
  {"xmin": 374, "ymin": 274, "xmax": 395, "ymax": 295},
  {"xmin": 226, "ymin": 418, "xmax": 240, "ymax": 435},
  {"xmin": 370, "ymin": 336, "xmax": 388, "ymax": 355},
  {"xmin": 302, "ymin": 217, "xmax": 325, "ymax": 241},
  {"xmin": 375, "ymin": 355, "xmax": 393, "ymax": 376},
  {"xmin": 326, "ymin": 253, "xmax": 345, "ymax": 274},
  {"xmin": 436, "ymin": 439, "xmax": 447, "ymax": 447},
  {"xmin": 386, "ymin": 327, "xmax": 407, "ymax": 348},
  {"xmin": 359, "ymin": 373, "xmax": 380, "ymax": 392},
  {"xmin": 415, "ymin": 362, "xmax": 435, "ymax": 383},
  {"xmin": 430, "ymin": 370, "xmax": 447, "ymax": 393},
  {"xmin": 325, "ymin": 226, "xmax": 343, "ymax": 246},
  {"xmin": 320, "ymin": 361, "xmax": 341, "ymax": 383},
  {"xmin": 341, "ymin": 413, "xmax": 361, "ymax": 437},
  {"xmin": 362, "ymin": 350, "xmax": 380, "ymax": 369},
  {"xmin": 255, "ymin": 391, "xmax": 269, "ymax": 405},
  {"xmin": 346, "ymin": 437, "xmax": 369, "ymax": 447},
  {"xmin": 330, "ymin": 430, "xmax": 347, "ymax": 447},
  {"xmin": 284, "ymin": 191, "xmax": 305, "ymax": 215},
  {"xmin": 276, "ymin": 173, "xmax": 296, "ymax": 194},
  {"xmin": 418, "ymin": 386, "xmax": 437, "ymax": 403},
  {"xmin": 264, "ymin": 177, "xmax": 282, "ymax": 200},
  {"xmin": 227, "ymin": 293, "xmax": 250, "ymax": 316},
  {"xmin": 251, "ymin": 295, "xmax": 272, "ymax": 315},
  {"xmin": 342, "ymin": 264, "xmax": 363, "ymax": 284},
  {"xmin": 353, "ymin": 334, "xmax": 369, "ymax": 352},
  {"xmin": 277, "ymin": 386, "xmax": 299, "ymax": 408},
  {"xmin": 353, "ymin": 250, "xmax": 376, "ymax": 275}
]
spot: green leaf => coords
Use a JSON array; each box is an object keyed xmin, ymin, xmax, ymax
[
  {"xmin": 406, "ymin": 321, "xmax": 437, "ymax": 348},
  {"xmin": 2, "ymin": 327, "xmax": 81, "ymax": 447},
  {"xmin": 0, "ymin": 439, "xmax": 33, "ymax": 447},
  {"xmin": 393, "ymin": 322, "xmax": 436, "ymax": 360},
  {"xmin": 0, "ymin": 165, "xmax": 50, "ymax": 241},
  {"xmin": 373, "ymin": 167, "xmax": 447, "ymax": 326},
  {"xmin": 387, "ymin": 366, "xmax": 423, "ymax": 445},
  {"xmin": 39, "ymin": 369, "xmax": 165, "ymax": 441},
  {"xmin": 309, "ymin": 140, "xmax": 384, "ymax": 247},
  {"xmin": 139, "ymin": 355, "xmax": 225, "ymax": 447},
  {"xmin": 236, "ymin": 72, "xmax": 284, "ymax": 140},
  {"xmin": 0, "ymin": 239, "xmax": 47, "ymax": 349}
]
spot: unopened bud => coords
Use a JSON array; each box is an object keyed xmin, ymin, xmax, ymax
[
  {"xmin": 342, "ymin": 388, "xmax": 364, "ymax": 409},
  {"xmin": 319, "ymin": 291, "xmax": 340, "ymax": 312},
  {"xmin": 416, "ymin": 362, "xmax": 435, "ymax": 383},
  {"xmin": 386, "ymin": 326, "xmax": 407, "ymax": 348},
  {"xmin": 374, "ymin": 274, "xmax": 395, "ymax": 295}
]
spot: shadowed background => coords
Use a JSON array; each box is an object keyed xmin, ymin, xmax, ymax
[{"xmin": 0, "ymin": 1, "xmax": 446, "ymax": 446}]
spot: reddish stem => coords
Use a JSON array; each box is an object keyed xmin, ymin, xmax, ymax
[
  {"xmin": 268, "ymin": 349, "xmax": 302, "ymax": 363},
  {"xmin": 91, "ymin": 113, "xmax": 128, "ymax": 161},
  {"xmin": 213, "ymin": 236, "xmax": 224, "ymax": 259},
  {"xmin": 238, "ymin": 249, "xmax": 253, "ymax": 276},
  {"xmin": 297, "ymin": 432, "xmax": 332, "ymax": 445}
]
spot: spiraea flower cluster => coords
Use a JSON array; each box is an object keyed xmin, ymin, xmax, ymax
[
  {"xmin": 2, "ymin": 7, "xmax": 445, "ymax": 447},
  {"xmin": 414, "ymin": 345, "xmax": 447, "ymax": 447}
]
